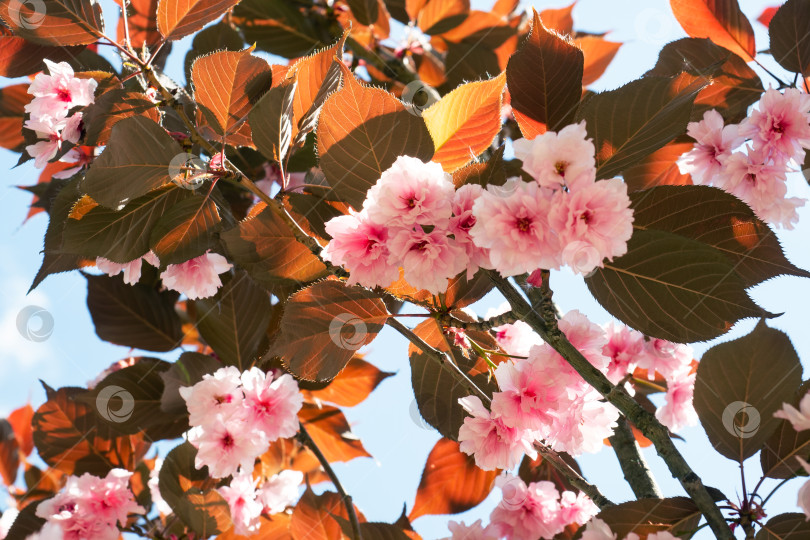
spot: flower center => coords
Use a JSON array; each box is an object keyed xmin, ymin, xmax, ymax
[
  {"xmin": 516, "ymin": 217, "xmax": 532, "ymax": 232},
  {"xmin": 411, "ymin": 240, "xmax": 429, "ymax": 251},
  {"xmin": 555, "ymin": 160, "xmax": 568, "ymax": 176},
  {"xmin": 745, "ymin": 173, "xmax": 757, "ymax": 185},
  {"xmin": 579, "ymin": 210, "xmax": 593, "ymax": 224},
  {"xmin": 222, "ymin": 433, "xmax": 235, "ymax": 448},
  {"xmin": 214, "ymin": 394, "xmax": 232, "ymax": 405},
  {"xmin": 57, "ymin": 87, "xmax": 72, "ymax": 102}
]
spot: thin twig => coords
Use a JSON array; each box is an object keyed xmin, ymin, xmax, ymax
[
  {"xmin": 609, "ymin": 416, "xmax": 662, "ymax": 499},
  {"xmin": 298, "ymin": 424, "xmax": 362, "ymax": 540},
  {"xmin": 488, "ymin": 272, "xmax": 734, "ymax": 539},
  {"xmin": 435, "ymin": 310, "xmax": 519, "ymax": 332}
]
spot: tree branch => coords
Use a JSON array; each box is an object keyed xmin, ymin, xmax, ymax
[
  {"xmin": 298, "ymin": 423, "xmax": 362, "ymax": 540},
  {"xmin": 435, "ymin": 310, "xmax": 519, "ymax": 332},
  {"xmin": 488, "ymin": 272, "xmax": 733, "ymax": 539},
  {"xmin": 609, "ymin": 416, "xmax": 662, "ymax": 499},
  {"xmin": 386, "ymin": 317, "xmax": 614, "ymax": 510}
]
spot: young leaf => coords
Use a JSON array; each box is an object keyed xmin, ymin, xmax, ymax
[
  {"xmin": 761, "ymin": 381, "xmax": 810, "ymax": 479},
  {"xmin": 299, "ymin": 403, "xmax": 371, "ymax": 462},
  {"xmin": 670, "ymin": 0, "xmax": 756, "ymax": 61},
  {"xmin": 156, "ymin": 0, "xmax": 241, "ymax": 40},
  {"xmin": 585, "ymin": 228, "xmax": 769, "ymax": 342},
  {"xmin": 317, "ymin": 63, "xmax": 434, "ymax": 209},
  {"xmin": 409, "ymin": 438, "xmax": 497, "ymax": 520},
  {"xmin": 83, "ymin": 116, "xmax": 184, "ymax": 209},
  {"xmin": 422, "ymin": 72, "xmax": 506, "ymax": 172},
  {"xmin": 0, "ymin": 0, "xmax": 104, "ymax": 45},
  {"xmin": 506, "ymin": 8, "xmax": 583, "ymax": 138},
  {"xmin": 159, "ymin": 442, "xmax": 231, "ymax": 536},
  {"xmin": 590, "ymin": 497, "xmax": 701, "ymax": 537},
  {"xmin": 768, "ymin": 0, "xmax": 810, "ymax": 76},
  {"xmin": 86, "ymin": 273, "xmax": 183, "ymax": 352},
  {"xmin": 576, "ymin": 74, "xmax": 707, "ymax": 179},
  {"xmin": 304, "ymin": 356, "xmax": 394, "ymax": 407},
  {"xmin": 61, "ymin": 185, "xmax": 189, "ymax": 263},
  {"xmin": 694, "ymin": 321, "xmax": 803, "ymax": 462},
  {"xmin": 275, "ymin": 280, "xmax": 389, "ymax": 382},
  {"xmin": 192, "ymin": 48, "xmax": 272, "ymax": 147},
  {"xmin": 221, "ymin": 202, "xmax": 326, "ymax": 287},
  {"xmin": 149, "ymin": 195, "xmax": 222, "ymax": 265},
  {"xmin": 190, "ymin": 270, "xmax": 271, "ymax": 370}
]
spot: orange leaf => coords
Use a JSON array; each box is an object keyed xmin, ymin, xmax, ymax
[
  {"xmin": 0, "ymin": 29, "xmax": 84, "ymax": 78},
  {"xmin": 0, "ymin": 83, "xmax": 30, "ymax": 152},
  {"xmin": 8, "ymin": 404, "xmax": 34, "ymax": 456},
  {"xmin": 539, "ymin": 1, "xmax": 576, "ymax": 35},
  {"xmin": 157, "ymin": 0, "xmax": 241, "ymax": 40},
  {"xmin": 0, "ymin": 0, "xmax": 103, "ymax": 45},
  {"xmin": 219, "ymin": 514, "xmax": 294, "ymax": 540},
  {"xmin": 305, "ymin": 356, "xmax": 394, "ymax": 407},
  {"xmin": 409, "ymin": 438, "xmax": 498, "ymax": 520},
  {"xmin": 115, "ymin": 0, "xmax": 161, "ymax": 48},
  {"xmin": 506, "ymin": 9, "xmax": 583, "ymax": 138},
  {"xmin": 291, "ymin": 487, "xmax": 366, "ymax": 540},
  {"xmin": 491, "ymin": 0, "xmax": 519, "ymax": 18},
  {"xmin": 0, "ymin": 421, "xmax": 19, "ymax": 486},
  {"xmin": 575, "ymin": 35, "xmax": 621, "ymax": 86},
  {"xmin": 670, "ymin": 0, "xmax": 756, "ymax": 62},
  {"xmin": 422, "ymin": 72, "xmax": 506, "ymax": 171},
  {"xmin": 317, "ymin": 63, "xmax": 434, "ymax": 209},
  {"xmin": 299, "ymin": 404, "xmax": 371, "ymax": 463},
  {"xmin": 192, "ymin": 47, "xmax": 271, "ymax": 147},
  {"xmin": 622, "ymin": 141, "xmax": 694, "ymax": 192},
  {"xmin": 757, "ymin": 6, "xmax": 778, "ymax": 27},
  {"xmin": 417, "ymin": 0, "xmax": 469, "ymax": 34},
  {"xmin": 259, "ymin": 438, "xmax": 329, "ymax": 486}
]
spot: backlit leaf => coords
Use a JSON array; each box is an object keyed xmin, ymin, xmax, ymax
[
  {"xmin": 622, "ymin": 141, "xmax": 693, "ymax": 191},
  {"xmin": 160, "ymin": 351, "xmax": 222, "ymax": 417},
  {"xmin": 149, "ymin": 195, "xmax": 222, "ymax": 265},
  {"xmin": 576, "ymin": 35, "xmax": 621, "ymax": 86},
  {"xmin": 81, "ymin": 89, "xmax": 161, "ymax": 146},
  {"xmin": 115, "ymin": 0, "xmax": 161, "ymax": 48},
  {"xmin": 0, "ymin": 420, "xmax": 19, "ymax": 486},
  {"xmin": 291, "ymin": 486, "xmax": 364, "ymax": 540},
  {"xmin": 250, "ymin": 79, "xmax": 297, "ymax": 164},
  {"xmin": 0, "ymin": 0, "xmax": 104, "ymax": 45},
  {"xmin": 156, "ymin": 0, "xmax": 241, "ymax": 40},
  {"xmin": 348, "ymin": 0, "xmax": 379, "ymax": 26},
  {"xmin": 0, "ymin": 30, "xmax": 84, "ymax": 77},
  {"xmin": 417, "ymin": 0, "xmax": 468, "ymax": 34},
  {"xmin": 539, "ymin": 2, "xmax": 575, "ymax": 34},
  {"xmin": 305, "ymin": 356, "xmax": 394, "ymax": 407},
  {"xmin": 299, "ymin": 403, "xmax": 371, "ymax": 462},
  {"xmin": 0, "ymin": 84, "xmax": 30, "ymax": 152},
  {"xmin": 7, "ymin": 405, "xmax": 34, "ymax": 457},
  {"xmin": 670, "ymin": 0, "xmax": 756, "ymax": 61}
]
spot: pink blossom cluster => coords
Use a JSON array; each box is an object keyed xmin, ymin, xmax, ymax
[
  {"xmin": 772, "ymin": 390, "xmax": 810, "ymax": 519},
  {"xmin": 33, "ymin": 469, "xmax": 144, "ymax": 540},
  {"xmin": 96, "ymin": 250, "xmax": 232, "ymax": 299},
  {"xmin": 677, "ymin": 89, "xmax": 809, "ymax": 228},
  {"xmin": 180, "ymin": 366, "xmax": 303, "ymax": 479},
  {"xmin": 24, "ymin": 60, "xmax": 97, "ymax": 169},
  {"xmin": 217, "ymin": 469, "xmax": 303, "ymax": 536},
  {"xmin": 459, "ymin": 310, "xmax": 699, "ymax": 470},
  {"xmin": 443, "ymin": 475, "xmax": 597, "ymax": 540},
  {"xmin": 580, "ymin": 518, "xmax": 678, "ymax": 540},
  {"xmin": 476, "ymin": 122, "xmax": 634, "ymax": 276}
]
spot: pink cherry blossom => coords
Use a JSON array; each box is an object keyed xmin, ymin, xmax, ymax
[
  {"xmin": 655, "ymin": 372, "xmax": 698, "ymax": 432},
  {"xmin": 387, "ymin": 226, "xmax": 467, "ymax": 294},
  {"xmin": 450, "ymin": 184, "xmax": 492, "ymax": 279},
  {"xmin": 364, "ymin": 156, "xmax": 455, "ymax": 227},
  {"xmin": 457, "ymin": 396, "xmax": 537, "ymax": 471},
  {"xmin": 259, "ymin": 470, "xmax": 303, "ymax": 514},
  {"xmin": 719, "ymin": 148, "xmax": 788, "ymax": 201},
  {"xmin": 218, "ymin": 470, "xmax": 264, "ymax": 536},
  {"xmin": 513, "ymin": 121, "xmax": 596, "ymax": 190},
  {"xmin": 470, "ymin": 179, "xmax": 561, "ymax": 276},
  {"xmin": 774, "ymin": 390, "xmax": 810, "ymax": 432},
  {"xmin": 677, "ymin": 109, "xmax": 743, "ymax": 184},
  {"xmin": 558, "ymin": 490, "xmax": 599, "ymax": 527},
  {"xmin": 160, "ymin": 251, "xmax": 232, "ymax": 300},
  {"xmin": 24, "ymin": 522, "xmax": 64, "ymax": 540},
  {"xmin": 96, "ymin": 251, "xmax": 159, "ymax": 286},
  {"xmin": 179, "ymin": 366, "xmax": 244, "ymax": 428},
  {"xmin": 580, "ymin": 518, "xmax": 616, "ymax": 540},
  {"xmin": 492, "ymin": 320, "xmax": 543, "ymax": 357},
  {"xmin": 637, "ymin": 338, "xmax": 692, "ymax": 381},
  {"xmin": 796, "ymin": 457, "xmax": 810, "ymax": 519},
  {"xmin": 322, "ymin": 210, "xmax": 400, "ymax": 289},
  {"xmin": 739, "ymin": 87, "xmax": 810, "ymax": 163},
  {"xmin": 548, "ymin": 178, "xmax": 634, "ymax": 275},
  {"xmin": 602, "ymin": 323, "xmax": 646, "ymax": 384},
  {"xmin": 559, "ymin": 310, "xmax": 611, "ymax": 372},
  {"xmin": 492, "ymin": 359, "xmax": 562, "ymax": 431},
  {"xmin": 24, "ymin": 113, "xmax": 83, "ymax": 169},
  {"xmin": 547, "ymin": 393, "xmax": 620, "ymax": 455},
  {"xmin": 187, "ymin": 412, "xmax": 266, "ymax": 478},
  {"xmin": 26, "ymin": 60, "xmax": 97, "ymax": 120},
  {"xmin": 443, "ymin": 519, "xmax": 498, "ymax": 540},
  {"xmin": 53, "ymin": 145, "xmax": 95, "ymax": 179},
  {"xmin": 148, "ymin": 458, "xmax": 173, "ymax": 515},
  {"xmin": 757, "ymin": 195, "xmax": 805, "ymax": 230},
  {"xmin": 240, "ymin": 367, "xmax": 303, "ymax": 441}
]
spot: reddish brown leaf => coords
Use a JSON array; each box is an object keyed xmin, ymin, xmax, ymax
[
  {"xmin": 305, "ymin": 356, "xmax": 394, "ymax": 407},
  {"xmin": 518, "ymin": 452, "xmax": 583, "ymax": 492},
  {"xmin": 81, "ymin": 89, "xmax": 161, "ymax": 146},
  {"xmin": 757, "ymin": 6, "xmax": 778, "ymax": 27},
  {"xmin": 149, "ymin": 195, "xmax": 221, "ymax": 265},
  {"xmin": 115, "ymin": 0, "xmax": 160, "ymax": 48},
  {"xmin": 192, "ymin": 48, "xmax": 271, "ymax": 147},
  {"xmin": 0, "ymin": 420, "xmax": 19, "ymax": 486},
  {"xmin": 670, "ymin": 0, "xmax": 756, "ymax": 62},
  {"xmin": 0, "ymin": 83, "xmax": 30, "ymax": 152},
  {"xmin": 299, "ymin": 403, "xmax": 371, "ymax": 463},
  {"xmin": 156, "ymin": 0, "xmax": 241, "ymax": 40},
  {"xmin": 317, "ymin": 63, "xmax": 434, "ymax": 209},
  {"xmin": 0, "ymin": 30, "xmax": 84, "ymax": 78},
  {"xmin": 769, "ymin": 0, "xmax": 810, "ymax": 76},
  {"xmin": 593, "ymin": 497, "xmax": 701, "ymax": 537},
  {"xmin": 539, "ymin": 1, "xmax": 575, "ymax": 34},
  {"xmin": 260, "ymin": 438, "xmax": 329, "ymax": 486},
  {"xmin": 575, "ymin": 35, "xmax": 621, "ymax": 86},
  {"xmin": 291, "ymin": 486, "xmax": 366, "ymax": 540},
  {"xmin": 422, "ymin": 72, "xmax": 505, "ymax": 171},
  {"xmin": 622, "ymin": 141, "xmax": 693, "ymax": 191},
  {"xmin": 761, "ymin": 381, "xmax": 810, "ymax": 479},
  {"xmin": 491, "ymin": 0, "xmax": 518, "ymax": 18},
  {"xmin": 417, "ymin": 0, "xmax": 469, "ymax": 34},
  {"xmin": 409, "ymin": 438, "xmax": 497, "ymax": 520},
  {"xmin": 7, "ymin": 404, "xmax": 34, "ymax": 457},
  {"xmin": 506, "ymin": 9, "xmax": 583, "ymax": 138},
  {"xmin": 0, "ymin": 0, "xmax": 104, "ymax": 45},
  {"xmin": 276, "ymin": 280, "xmax": 388, "ymax": 382}
]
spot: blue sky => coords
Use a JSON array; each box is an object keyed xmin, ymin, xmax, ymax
[{"xmin": 2, "ymin": 0, "xmax": 810, "ymax": 538}]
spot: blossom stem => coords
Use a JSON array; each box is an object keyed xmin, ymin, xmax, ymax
[
  {"xmin": 298, "ymin": 423, "xmax": 363, "ymax": 540},
  {"xmin": 760, "ymin": 476, "xmax": 793, "ymax": 506},
  {"xmin": 386, "ymin": 317, "xmax": 614, "ymax": 510},
  {"xmin": 608, "ymin": 416, "xmax": 663, "ymax": 498},
  {"xmin": 488, "ymin": 271, "xmax": 734, "ymax": 539}
]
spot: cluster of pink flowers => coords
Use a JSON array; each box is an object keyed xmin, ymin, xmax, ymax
[
  {"xmin": 24, "ymin": 60, "xmax": 97, "ymax": 169},
  {"xmin": 323, "ymin": 125, "xmax": 634, "ymax": 294},
  {"xmin": 580, "ymin": 518, "xmax": 678, "ymax": 540},
  {"xmin": 443, "ymin": 475, "xmax": 597, "ymax": 540},
  {"xmin": 33, "ymin": 469, "xmax": 143, "ymax": 540},
  {"xmin": 217, "ymin": 468, "xmax": 303, "ymax": 536},
  {"xmin": 458, "ymin": 309, "xmax": 698, "ymax": 470},
  {"xmin": 677, "ymin": 89, "xmax": 809, "ymax": 228},
  {"xmin": 773, "ymin": 389, "xmax": 810, "ymax": 518},
  {"xmin": 180, "ymin": 366, "xmax": 303, "ymax": 479},
  {"xmin": 96, "ymin": 249, "xmax": 232, "ymax": 299}
]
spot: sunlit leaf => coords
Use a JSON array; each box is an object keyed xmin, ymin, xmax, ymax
[
  {"xmin": 156, "ymin": 0, "xmax": 241, "ymax": 40},
  {"xmin": 149, "ymin": 195, "xmax": 221, "ymax": 265},
  {"xmin": 417, "ymin": 0, "xmax": 468, "ymax": 34},
  {"xmin": 304, "ymin": 356, "xmax": 394, "ymax": 407},
  {"xmin": 291, "ymin": 486, "xmax": 365, "ymax": 540},
  {"xmin": 0, "ymin": 0, "xmax": 104, "ymax": 45},
  {"xmin": 576, "ymin": 35, "xmax": 621, "ymax": 86},
  {"xmin": 670, "ymin": 0, "xmax": 756, "ymax": 61},
  {"xmin": 299, "ymin": 403, "xmax": 371, "ymax": 462}
]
